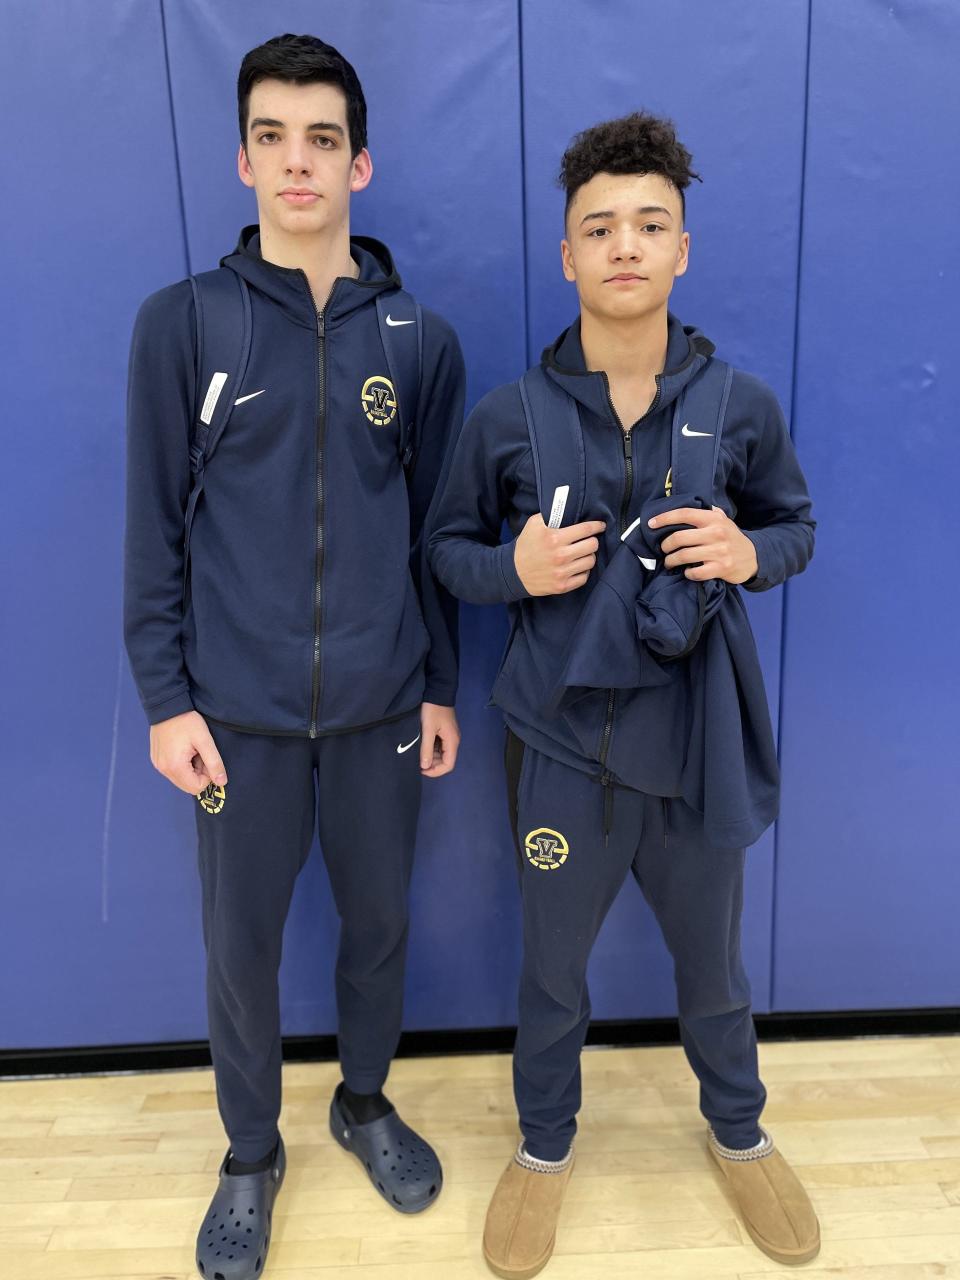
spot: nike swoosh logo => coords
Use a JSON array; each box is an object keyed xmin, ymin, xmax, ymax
[
  {"xmin": 681, "ymin": 422, "xmax": 713, "ymax": 438},
  {"xmin": 385, "ymin": 315, "xmax": 415, "ymax": 327},
  {"xmin": 396, "ymin": 734, "xmax": 421, "ymax": 754},
  {"xmin": 235, "ymin": 390, "xmax": 266, "ymax": 405}
]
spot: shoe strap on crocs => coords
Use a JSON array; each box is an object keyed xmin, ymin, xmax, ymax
[
  {"xmin": 708, "ymin": 1125, "xmax": 774, "ymax": 1162},
  {"xmin": 514, "ymin": 1140, "xmax": 574, "ymax": 1174}
]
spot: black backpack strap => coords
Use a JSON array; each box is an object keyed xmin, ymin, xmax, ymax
[
  {"xmin": 517, "ymin": 366, "xmax": 586, "ymax": 528},
  {"xmin": 376, "ymin": 290, "xmax": 422, "ymax": 473},
  {"xmin": 183, "ymin": 269, "xmax": 252, "ymax": 597},
  {"xmin": 669, "ymin": 358, "xmax": 733, "ymax": 501}
]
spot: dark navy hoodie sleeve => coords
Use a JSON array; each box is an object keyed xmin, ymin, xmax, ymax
[
  {"xmin": 409, "ymin": 311, "xmax": 466, "ymax": 706},
  {"xmin": 123, "ymin": 281, "xmax": 196, "ymax": 725},
  {"xmin": 725, "ymin": 372, "xmax": 816, "ymax": 592},
  {"xmin": 428, "ymin": 384, "xmax": 533, "ymax": 606}
]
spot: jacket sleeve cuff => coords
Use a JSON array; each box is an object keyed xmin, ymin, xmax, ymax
[
  {"xmin": 422, "ymin": 681, "xmax": 458, "ymax": 707},
  {"xmin": 144, "ymin": 688, "xmax": 195, "ymax": 725},
  {"xmin": 740, "ymin": 531, "xmax": 774, "ymax": 593},
  {"xmin": 497, "ymin": 541, "xmax": 532, "ymax": 603}
]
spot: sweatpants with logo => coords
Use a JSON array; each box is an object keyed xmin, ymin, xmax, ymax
[
  {"xmin": 194, "ymin": 708, "xmax": 423, "ymax": 1163},
  {"xmin": 505, "ymin": 729, "xmax": 767, "ymax": 1162}
]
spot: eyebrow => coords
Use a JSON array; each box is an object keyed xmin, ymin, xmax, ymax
[
  {"xmin": 249, "ymin": 117, "xmax": 345, "ymax": 136},
  {"xmin": 579, "ymin": 205, "xmax": 673, "ymax": 226}
]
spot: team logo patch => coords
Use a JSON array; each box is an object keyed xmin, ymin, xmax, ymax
[
  {"xmin": 198, "ymin": 782, "xmax": 226, "ymax": 814},
  {"xmin": 361, "ymin": 374, "xmax": 397, "ymax": 426},
  {"xmin": 524, "ymin": 827, "xmax": 570, "ymax": 871},
  {"xmin": 664, "ymin": 466, "xmax": 673, "ymax": 497}
]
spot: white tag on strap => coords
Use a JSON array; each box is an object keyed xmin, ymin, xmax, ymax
[
  {"xmin": 200, "ymin": 372, "xmax": 228, "ymax": 426},
  {"xmin": 548, "ymin": 485, "xmax": 569, "ymax": 529}
]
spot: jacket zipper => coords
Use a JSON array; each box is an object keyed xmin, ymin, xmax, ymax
[
  {"xmin": 597, "ymin": 374, "xmax": 663, "ymax": 779},
  {"xmin": 289, "ymin": 263, "xmax": 369, "ymax": 737},
  {"xmin": 309, "ymin": 307, "xmax": 326, "ymax": 737}
]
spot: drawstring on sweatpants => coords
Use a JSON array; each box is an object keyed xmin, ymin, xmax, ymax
[{"xmin": 662, "ymin": 796, "xmax": 669, "ymax": 847}]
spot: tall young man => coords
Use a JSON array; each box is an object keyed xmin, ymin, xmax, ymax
[
  {"xmin": 124, "ymin": 34, "xmax": 463, "ymax": 1278},
  {"xmin": 429, "ymin": 113, "xmax": 819, "ymax": 1276}
]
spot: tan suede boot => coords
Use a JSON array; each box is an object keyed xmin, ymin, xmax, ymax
[
  {"xmin": 708, "ymin": 1127, "xmax": 820, "ymax": 1265},
  {"xmin": 482, "ymin": 1142, "xmax": 575, "ymax": 1279}
]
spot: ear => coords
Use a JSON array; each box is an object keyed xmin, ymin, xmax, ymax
[
  {"xmin": 237, "ymin": 143, "xmax": 255, "ymax": 190},
  {"xmin": 674, "ymin": 230, "xmax": 690, "ymax": 279},
  {"xmin": 561, "ymin": 237, "xmax": 577, "ymax": 283},
  {"xmin": 350, "ymin": 147, "xmax": 374, "ymax": 194}
]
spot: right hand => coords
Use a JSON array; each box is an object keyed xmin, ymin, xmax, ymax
[
  {"xmin": 513, "ymin": 514, "xmax": 606, "ymax": 596},
  {"xmin": 149, "ymin": 710, "xmax": 227, "ymax": 795}
]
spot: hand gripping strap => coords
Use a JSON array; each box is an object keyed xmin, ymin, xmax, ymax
[{"xmin": 518, "ymin": 366, "xmax": 586, "ymax": 528}]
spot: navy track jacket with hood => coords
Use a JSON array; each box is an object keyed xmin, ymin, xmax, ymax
[
  {"xmin": 428, "ymin": 314, "xmax": 815, "ymax": 845},
  {"xmin": 124, "ymin": 227, "xmax": 465, "ymax": 735}
]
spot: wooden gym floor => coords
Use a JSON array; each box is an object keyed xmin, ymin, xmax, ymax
[{"xmin": 3, "ymin": 1035, "xmax": 960, "ymax": 1279}]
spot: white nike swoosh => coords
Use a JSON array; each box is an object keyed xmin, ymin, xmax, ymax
[
  {"xmin": 396, "ymin": 734, "xmax": 421, "ymax": 754},
  {"xmin": 385, "ymin": 315, "xmax": 415, "ymax": 327},
  {"xmin": 681, "ymin": 422, "xmax": 713, "ymax": 438},
  {"xmin": 235, "ymin": 390, "xmax": 266, "ymax": 405}
]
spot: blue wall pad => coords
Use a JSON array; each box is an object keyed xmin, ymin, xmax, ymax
[
  {"xmin": 519, "ymin": 0, "xmax": 810, "ymax": 1016},
  {"xmin": 773, "ymin": 0, "xmax": 960, "ymax": 1010},
  {"xmin": 0, "ymin": 0, "xmax": 199, "ymax": 1046},
  {"xmin": 138, "ymin": 0, "xmax": 528, "ymax": 1041}
]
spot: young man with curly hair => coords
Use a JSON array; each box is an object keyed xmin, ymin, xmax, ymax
[
  {"xmin": 125, "ymin": 34, "xmax": 463, "ymax": 1279},
  {"xmin": 429, "ymin": 112, "xmax": 819, "ymax": 1276}
]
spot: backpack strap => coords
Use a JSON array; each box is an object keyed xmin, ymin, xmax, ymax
[
  {"xmin": 183, "ymin": 269, "xmax": 252, "ymax": 597},
  {"xmin": 517, "ymin": 366, "xmax": 586, "ymax": 528},
  {"xmin": 669, "ymin": 358, "xmax": 733, "ymax": 501},
  {"xmin": 376, "ymin": 290, "xmax": 422, "ymax": 474}
]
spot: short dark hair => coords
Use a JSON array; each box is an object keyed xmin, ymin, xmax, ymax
[
  {"xmin": 559, "ymin": 111, "xmax": 700, "ymax": 221},
  {"xmin": 237, "ymin": 34, "xmax": 367, "ymax": 155}
]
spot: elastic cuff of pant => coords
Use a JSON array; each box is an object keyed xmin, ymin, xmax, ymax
[
  {"xmin": 709, "ymin": 1123, "xmax": 767, "ymax": 1154},
  {"xmin": 521, "ymin": 1136, "xmax": 574, "ymax": 1164},
  {"xmin": 229, "ymin": 1132, "xmax": 279, "ymax": 1164}
]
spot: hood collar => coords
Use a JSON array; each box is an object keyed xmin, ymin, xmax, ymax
[
  {"xmin": 542, "ymin": 313, "xmax": 716, "ymax": 423},
  {"xmin": 220, "ymin": 225, "xmax": 400, "ymax": 330}
]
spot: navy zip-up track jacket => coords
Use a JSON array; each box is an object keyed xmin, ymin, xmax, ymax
[
  {"xmin": 124, "ymin": 226, "xmax": 464, "ymax": 734},
  {"xmin": 428, "ymin": 315, "xmax": 815, "ymax": 831}
]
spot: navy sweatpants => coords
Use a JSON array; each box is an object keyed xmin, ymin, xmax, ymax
[
  {"xmin": 194, "ymin": 708, "xmax": 422, "ymax": 1162},
  {"xmin": 505, "ymin": 729, "xmax": 766, "ymax": 1161}
]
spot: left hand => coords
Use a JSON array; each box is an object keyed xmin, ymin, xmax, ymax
[
  {"xmin": 650, "ymin": 506, "xmax": 758, "ymax": 584},
  {"xmin": 419, "ymin": 702, "xmax": 461, "ymax": 778}
]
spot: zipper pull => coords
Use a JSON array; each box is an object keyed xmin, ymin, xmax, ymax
[
  {"xmin": 316, "ymin": 311, "xmax": 325, "ymax": 336},
  {"xmin": 623, "ymin": 432, "xmax": 633, "ymax": 460}
]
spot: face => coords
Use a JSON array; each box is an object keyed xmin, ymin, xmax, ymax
[
  {"xmin": 561, "ymin": 171, "xmax": 689, "ymax": 323},
  {"xmin": 238, "ymin": 79, "xmax": 372, "ymax": 238}
]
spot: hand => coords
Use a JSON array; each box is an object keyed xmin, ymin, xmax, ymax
[
  {"xmin": 514, "ymin": 514, "xmax": 607, "ymax": 596},
  {"xmin": 650, "ymin": 506, "xmax": 758, "ymax": 583},
  {"xmin": 149, "ymin": 710, "xmax": 227, "ymax": 795},
  {"xmin": 420, "ymin": 702, "xmax": 460, "ymax": 778}
]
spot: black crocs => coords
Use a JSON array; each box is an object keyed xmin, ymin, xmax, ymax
[
  {"xmin": 196, "ymin": 1137, "xmax": 285, "ymax": 1279},
  {"xmin": 329, "ymin": 1085, "xmax": 442, "ymax": 1213}
]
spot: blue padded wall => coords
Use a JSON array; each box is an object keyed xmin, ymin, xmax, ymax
[
  {"xmin": 2, "ymin": 0, "xmax": 957, "ymax": 1052},
  {"xmin": 0, "ymin": 0, "xmax": 206, "ymax": 1046},
  {"xmin": 772, "ymin": 0, "xmax": 960, "ymax": 1010},
  {"xmin": 519, "ymin": 0, "xmax": 809, "ymax": 1016},
  {"xmin": 158, "ymin": 0, "xmax": 528, "ymax": 1038}
]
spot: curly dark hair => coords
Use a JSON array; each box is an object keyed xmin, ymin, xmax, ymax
[
  {"xmin": 559, "ymin": 111, "xmax": 700, "ymax": 220},
  {"xmin": 237, "ymin": 34, "xmax": 367, "ymax": 156}
]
